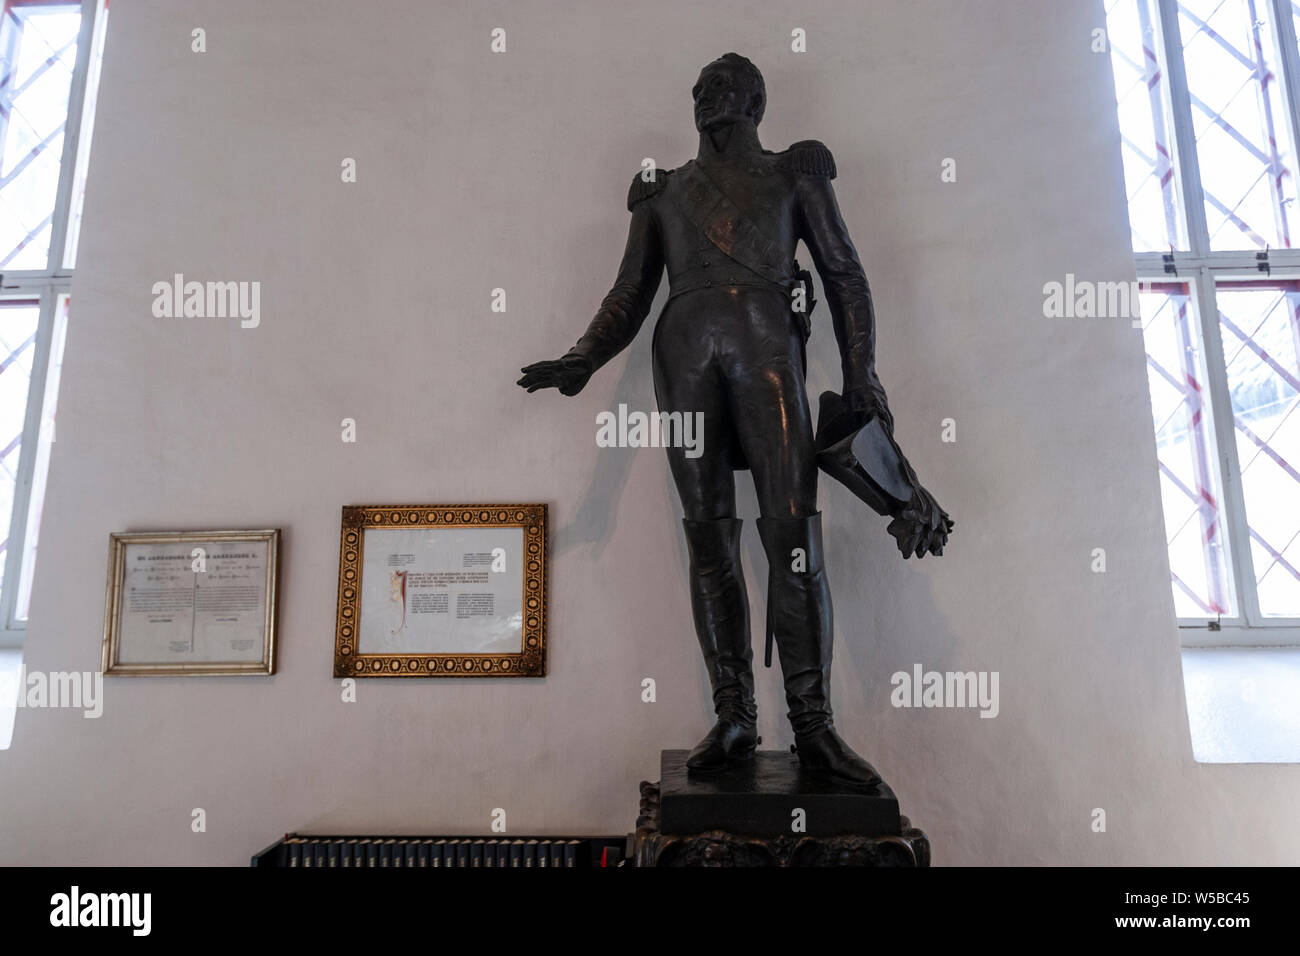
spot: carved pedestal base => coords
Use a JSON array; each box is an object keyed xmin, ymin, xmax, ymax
[{"xmin": 631, "ymin": 759, "xmax": 930, "ymax": 863}]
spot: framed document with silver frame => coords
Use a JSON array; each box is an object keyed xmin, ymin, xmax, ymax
[
  {"xmin": 333, "ymin": 504, "xmax": 547, "ymax": 678},
  {"xmin": 101, "ymin": 530, "xmax": 280, "ymax": 676}
]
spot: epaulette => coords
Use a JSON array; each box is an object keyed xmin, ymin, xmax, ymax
[
  {"xmin": 781, "ymin": 140, "xmax": 836, "ymax": 179},
  {"xmin": 627, "ymin": 168, "xmax": 672, "ymax": 211}
]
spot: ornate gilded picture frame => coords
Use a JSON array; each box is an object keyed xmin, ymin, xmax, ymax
[
  {"xmin": 102, "ymin": 529, "xmax": 280, "ymax": 676},
  {"xmin": 333, "ymin": 504, "xmax": 548, "ymax": 678}
]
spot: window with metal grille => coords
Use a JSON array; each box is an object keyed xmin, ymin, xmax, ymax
[
  {"xmin": 0, "ymin": 0, "xmax": 105, "ymax": 646},
  {"xmin": 1107, "ymin": 0, "xmax": 1300, "ymax": 643}
]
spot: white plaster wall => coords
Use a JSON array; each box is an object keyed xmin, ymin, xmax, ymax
[{"xmin": 1, "ymin": 0, "xmax": 1294, "ymax": 865}]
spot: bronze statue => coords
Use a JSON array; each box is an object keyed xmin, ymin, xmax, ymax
[{"xmin": 519, "ymin": 53, "xmax": 951, "ymax": 787}]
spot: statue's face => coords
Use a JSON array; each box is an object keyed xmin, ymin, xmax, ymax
[{"xmin": 693, "ymin": 62, "xmax": 754, "ymax": 132}]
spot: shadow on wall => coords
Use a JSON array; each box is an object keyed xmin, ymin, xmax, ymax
[{"xmin": 551, "ymin": 291, "xmax": 661, "ymax": 561}]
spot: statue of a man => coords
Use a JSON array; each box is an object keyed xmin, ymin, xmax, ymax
[{"xmin": 519, "ymin": 53, "xmax": 948, "ymax": 786}]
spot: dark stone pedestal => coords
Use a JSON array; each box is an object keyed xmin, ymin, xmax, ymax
[
  {"xmin": 631, "ymin": 750, "xmax": 930, "ymax": 867},
  {"xmin": 660, "ymin": 749, "xmax": 901, "ymax": 836}
]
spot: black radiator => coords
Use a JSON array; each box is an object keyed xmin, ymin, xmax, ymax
[{"xmin": 251, "ymin": 834, "xmax": 627, "ymax": 868}]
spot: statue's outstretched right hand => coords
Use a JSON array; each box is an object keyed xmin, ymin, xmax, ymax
[{"xmin": 517, "ymin": 354, "xmax": 594, "ymax": 397}]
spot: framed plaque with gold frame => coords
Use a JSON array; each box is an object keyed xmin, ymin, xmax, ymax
[
  {"xmin": 102, "ymin": 529, "xmax": 280, "ymax": 676},
  {"xmin": 333, "ymin": 504, "xmax": 547, "ymax": 678}
]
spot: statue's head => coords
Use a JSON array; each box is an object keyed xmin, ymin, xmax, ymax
[{"xmin": 692, "ymin": 53, "xmax": 765, "ymax": 132}]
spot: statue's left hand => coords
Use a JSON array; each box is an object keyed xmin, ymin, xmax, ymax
[
  {"xmin": 886, "ymin": 483, "xmax": 954, "ymax": 558},
  {"xmin": 516, "ymin": 354, "xmax": 593, "ymax": 397}
]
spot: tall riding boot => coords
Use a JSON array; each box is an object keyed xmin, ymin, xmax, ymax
[
  {"xmin": 756, "ymin": 513, "xmax": 882, "ymax": 787},
  {"xmin": 682, "ymin": 517, "xmax": 758, "ymax": 771}
]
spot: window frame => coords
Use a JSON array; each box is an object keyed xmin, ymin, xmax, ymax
[
  {"xmin": 0, "ymin": 0, "xmax": 104, "ymax": 647},
  {"xmin": 1131, "ymin": 0, "xmax": 1300, "ymax": 645}
]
